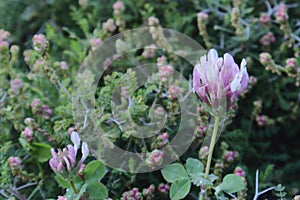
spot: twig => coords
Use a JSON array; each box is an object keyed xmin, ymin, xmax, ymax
[
  {"xmin": 16, "ymin": 182, "xmax": 37, "ymax": 191},
  {"xmin": 253, "ymin": 170, "xmax": 275, "ymax": 200},
  {"xmin": 27, "ymin": 181, "xmax": 43, "ymax": 200},
  {"xmin": 57, "ymin": 81, "xmax": 72, "ymax": 101},
  {"xmin": 0, "ymin": 92, "xmax": 7, "ymax": 104},
  {"xmin": 0, "ymin": 190, "xmax": 9, "ymax": 198},
  {"xmin": 8, "ymin": 187, "xmax": 26, "ymax": 200}
]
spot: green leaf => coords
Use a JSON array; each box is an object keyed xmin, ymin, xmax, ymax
[
  {"xmin": 170, "ymin": 179, "xmax": 191, "ymax": 200},
  {"xmin": 161, "ymin": 163, "xmax": 189, "ymax": 183},
  {"xmin": 55, "ymin": 174, "xmax": 70, "ymax": 189},
  {"xmin": 216, "ymin": 174, "xmax": 245, "ymax": 194},
  {"xmin": 190, "ymin": 173, "xmax": 213, "ymax": 187},
  {"xmin": 186, "ymin": 158, "xmax": 204, "ymax": 177},
  {"xmin": 87, "ymin": 182, "xmax": 108, "ymax": 199},
  {"xmin": 30, "ymin": 142, "xmax": 52, "ymax": 163},
  {"xmin": 84, "ymin": 160, "xmax": 106, "ymax": 183}
]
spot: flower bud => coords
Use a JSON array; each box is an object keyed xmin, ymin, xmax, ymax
[
  {"xmin": 21, "ymin": 127, "xmax": 34, "ymax": 142},
  {"xmin": 8, "ymin": 157, "xmax": 21, "ymax": 168},
  {"xmin": 157, "ymin": 183, "xmax": 169, "ymax": 193},
  {"xmin": 142, "ymin": 44, "xmax": 156, "ymax": 58},
  {"xmin": 24, "ymin": 117, "xmax": 34, "ymax": 125},
  {"xmin": 113, "ymin": 1, "xmax": 125, "ymax": 15},
  {"xmin": 260, "ymin": 32, "xmax": 275, "ymax": 46},
  {"xmin": 103, "ymin": 18, "xmax": 116, "ymax": 32},
  {"xmin": 71, "ymin": 131, "xmax": 81, "ymax": 151},
  {"xmin": 224, "ymin": 151, "xmax": 239, "ymax": 162},
  {"xmin": 90, "ymin": 37, "xmax": 103, "ymax": 51},
  {"xmin": 0, "ymin": 29, "xmax": 10, "ymax": 40},
  {"xmin": 148, "ymin": 16, "xmax": 159, "ymax": 26},
  {"xmin": 259, "ymin": 52, "xmax": 272, "ymax": 65},
  {"xmin": 259, "ymin": 13, "xmax": 271, "ymax": 24},
  {"xmin": 10, "ymin": 45, "xmax": 19, "ymax": 55},
  {"xmin": 275, "ymin": 3, "xmax": 288, "ymax": 23},
  {"xmin": 168, "ymin": 85, "xmax": 179, "ymax": 100},
  {"xmin": 285, "ymin": 58, "xmax": 297, "ymax": 68},
  {"xmin": 32, "ymin": 34, "xmax": 49, "ymax": 54},
  {"xmin": 10, "ymin": 79, "xmax": 23, "ymax": 94},
  {"xmin": 199, "ymin": 146, "xmax": 209, "ymax": 158},
  {"xmin": 197, "ymin": 12, "xmax": 208, "ymax": 21},
  {"xmin": 60, "ymin": 61, "xmax": 68, "ymax": 70},
  {"xmin": 234, "ymin": 167, "xmax": 245, "ymax": 177}
]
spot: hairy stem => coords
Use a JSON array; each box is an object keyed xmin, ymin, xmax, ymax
[
  {"xmin": 199, "ymin": 116, "xmax": 220, "ymax": 200},
  {"xmin": 205, "ymin": 116, "xmax": 220, "ymax": 177}
]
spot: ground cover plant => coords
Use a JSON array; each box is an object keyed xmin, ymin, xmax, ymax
[{"xmin": 0, "ymin": 0, "xmax": 300, "ymax": 199}]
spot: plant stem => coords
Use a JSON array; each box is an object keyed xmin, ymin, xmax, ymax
[
  {"xmin": 205, "ymin": 116, "xmax": 220, "ymax": 177},
  {"xmin": 199, "ymin": 116, "xmax": 220, "ymax": 200},
  {"xmin": 70, "ymin": 181, "xmax": 78, "ymax": 194}
]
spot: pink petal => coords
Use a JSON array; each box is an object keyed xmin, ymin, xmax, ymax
[
  {"xmin": 63, "ymin": 156, "xmax": 71, "ymax": 171},
  {"xmin": 193, "ymin": 67, "xmax": 201, "ymax": 90}
]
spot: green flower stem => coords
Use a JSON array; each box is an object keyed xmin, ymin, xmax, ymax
[
  {"xmin": 205, "ymin": 116, "xmax": 220, "ymax": 177},
  {"xmin": 199, "ymin": 116, "xmax": 220, "ymax": 200},
  {"xmin": 70, "ymin": 180, "xmax": 78, "ymax": 194}
]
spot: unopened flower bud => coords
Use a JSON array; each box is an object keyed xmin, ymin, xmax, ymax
[
  {"xmin": 142, "ymin": 44, "xmax": 156, "ymax": 58},
  {"xmin": 60, "ymin": 61, "xmax": 68, "ymax": 70},
  {"xmin": 148, "ymin": 16, "xmax": 159, "ymax": 26},
  {"xmin": 259, "ymin": 52, "xmax": 272, "ymax": 65},
  {"xmin": 157, "ymin": 183, "xmax": 169, "ymax": 193},
  {"xmin": 168, "ymin": 85, "xmax": 179, "ymax": 100},
  {"xmin": 10, "ymin": 79, "xmax": 23, "ymax": 94},
  {"xmin": 275, "ymin": 3, "xmax": 288, "ymax": 23},
  {"xmin": 8, "ymin": 157, "xmax": 21, "ymax": 168},
  {"xmin": 259, "ymin": 13, "xmax": 271, "ymax": 24},
  {"xmin": 234, "ymin": 167, "xmax": 245, "ymax": 177},
  {"xmin": 10, "ymin": 45, "xmax": 19, "ymax": 55},
  {"xmin": 199, "ymin": 146, "xmax": 209, "ymax": 158},
  {"xmin": 197, "ymin": 12, "xmax": 208, "ymax": 21},
  {"xmin": 103, "ymin": 18, "xmax": 116, "ymax": 32},
  {"xmin": 32, "ymin": 34, "xmax": 49, "ymax": 54},
  {"xmin": 260, "ymin": 32, "xmax": 275, "ymax": 46},
  {"xmin": 21, "ymin": 127, "xmax": 34, "ymax": 142},
  {"xmin": 24, "ymin": 118, "xmax": 34, "ymax": 125},
  {"xmin": 285, "ymin": 58, "xmax": 297, "ymax": 68},
  {"xmin": 0, "ymin": 29, "xmax": 10, "ymax": 40},
  {"xmin": 113, "ymin": 1, "xmax": 125, "ymax": 15}
]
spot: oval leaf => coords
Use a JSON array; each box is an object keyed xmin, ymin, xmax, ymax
[
  {"xmin": 186, "ymin": 158, "xmax": 204, "ymax": 177},
  {"xmin": 87, "ymin": 182, "xmax": 108, "ymax": 199},
  {"xmin": 161, "ymin": 163, "xmax": 189, "ymax": 183},
  {"xmin": 55, "ymin": 174, "xmax": 70, "ymax": 189},
  {"xmin": 216, "ymin": 174, "xmax": 245, "ymax": 194},
  {"xmin": 170, "ymin": 179, "xmax": 191, "ymax": 200},
  {"xmin": 85, "ymin": 160, "xmax": 106, "ymax": 183}
]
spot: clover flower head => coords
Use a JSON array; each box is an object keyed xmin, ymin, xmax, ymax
[
  {"xmin": 148, "ymin": 16, "xmax": 159, "ymax": 26},
  {"xmin": 193, "ymin": 49, "xmax": 249, "ymax": 112},
  {"xmin": 234, "ymin": 167, "xmax": 246, "ymax": 177},
  {"xmin": 10, "ymin": 79, "xmax": 23, "ymax": 94},
  {"xmin": 32, "ymin": 34, "xmax": 49, "ymax": 54},
  {"xmin": 157, "ymin": 183, "xmax": 169, "ymax": 193},
  {"xmin": 113, "ymin": 1, "xmax": 125, "ymax": 15},
  {"xmin": 8, "ymin": 157, "xmax": 21, "ymax": 168}
]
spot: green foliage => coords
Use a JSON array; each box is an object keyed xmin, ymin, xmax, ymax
[
  {"xmin": 275, "ymin": 184, "xmax": 287, "ymax": 200},
  {"xmin": 84, "ymin": 160, "xmax": 106, "ymax": 183},
  {"xmin": 1, "ymin": 0, "xmax": 300, "ymax": 199},
  {"xmin": 161, "ymin": 163, "xmax": 189, "ymax": 183},
  {"xmin": 215, "ymin": 174, "xmax": 245, "ymax": 194},
  {"xmin": 170, "ymin": 179, "xmax": 191, "ymax": 200}
]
